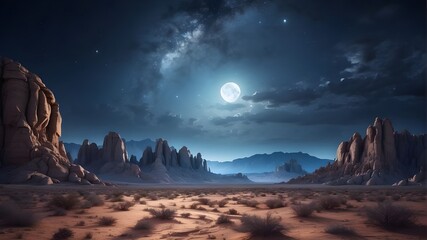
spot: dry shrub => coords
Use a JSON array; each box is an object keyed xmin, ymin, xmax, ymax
[
  {"xmin": 228, "ymin": 208, "xmax": 239, "ymax": 215},
  {"xmin": 291, "ymin": 203, "xmax": 315, "ymax": 217},
  {"xmin": 197, "ymin": 198, "xmax": 211, "ymax": 205},
  {"xmin": 0, "ymin": 202, "xmax": 39, "ymax": 227},
  {"xmin": 134, "ymin": 218, "xmax": 153, "ymax": 230},
  {"xmin": 216, "ymin": 214, "xmax": 232, "ymax": 225},
  {"xmin": 84, "ymin": 193, "xmax": 104, "ymax": 207},
  {"xmin": 218, "ymin": 199, "xmax": 228, "ymax": 207},
  {"xmin": 52, "ymin": 228, "xmax": 73, "ymax": 240},
  {"xmin": 180, "ymin": 213, "xmax": 191, "ymax": 218},
  {"xmin": 48, "ymin": 194, "xmax": 80, "ymax": 210},
  {"xmin": 365, "ymin": 201, "xmax": 416, "ymax": 229},
  {"xmin": 325, "ymin": 224, "xmax": 356, "ymax": 236},
  {"xmin": 240, "ymin": 213, "xmax": 285, "ymax": 236},
  {"xmin": 148, "ymin": 208, "xmax": 176, "ymax": 220},
  {"xmin": 317, "ymin": 196, "xmax": 343, "ymax": 210},
  {"xmin": 238, "ymin": 199, "xmax": 259, "ymax": 208},
  {"xmin": 114, "ymin": 201, "xmax": 134, "ymax": 211},
  {"xmin": 265, "ymin": 199, "xmax": 285, "ymax": 209},
  {"xmin": 98, "ymin": 216, "xmax": 117, "ymax": 226}
]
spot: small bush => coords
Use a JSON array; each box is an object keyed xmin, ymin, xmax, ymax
[
  {"xmin": 84, "ymin": 232, "xmax": 93, "ymax": 239},
  {"xmin": 114, "ymin": 201, "xmax": 134, "ymax": 211},
  {"xmin": 325, "ymin": 224, "xmax": 356, "ymax": 236},
  {"xmin": 265, "ymin": 199, "xmax": 285, "ymax": 209},
  {"xmin": 134, "ymin": 218, "xmax": 153, "ymax": 230},
  {"xmin": 0, "ymin": 202, "xmax": 39, "ymax": 227},
  {"xmin": 198, "ymin": 198, "xmax": 211, "ymax": 205},
  {"xmin": 52, "ymin": 228, "xmax": 73, "ymax": 240},
  {"xmin": 48, "ymin": 194, "xmax": 80, "ymax": 210},
  {"xmin": 228, "ymin": 208, "xmax": 239, "ymax": 215},
  {"xmin": 180, "ymin": 213, "xmax": 191, "ymax": 218},
  {"xmin": 218, "ymin": 199, "xmax": 228, "ymax": 207},
  {"xmin": 216, "ymin": 214, "xmax": 232, "ymax": 224},
  {"xmin": 148, "ymin": 208, "xmax": 176, "ymax": 220},
  {"xmin": 85, "ymin": 193, "xmax": 104, "ymax": 207},
  {"xmin": 199, "ymin": 215, "xmax": 206, "ymax": 220},
  {"xmin": 318, "ymin": 196, "xmax": 342, "ymax": 210},
  {"xmin": 98, "ymin": 216, "xmax": 117, "ymax": 226},
  {"xmin": 365, "ymin": 201, "xmax": 416, "ymax": 229},
  {"xmin": 76, "ymin": 220, "xmax": 85, "ymax": 226},
  {"xmin": 189, "ymin": 203, "xmax": 198, "ymax": 209},
  {"xmin": 291, "ymin": 203, "xmax": 315, "ymax": 217},
  {"xmin": 240, "ymin": 213, "xmax": 285, "ymax": 236},
  {"xmin": 238, "ymin": 199, "xmax": 259, "ymax": 208}
]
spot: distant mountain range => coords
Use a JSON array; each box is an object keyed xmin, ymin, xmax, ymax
[
  {"xmin": 207, "ymin": 152, "xmax": 333, "ymax": 174},
  {"xmin": 64, "ymin": 139, "xmax": 156, "ymax": 161}
]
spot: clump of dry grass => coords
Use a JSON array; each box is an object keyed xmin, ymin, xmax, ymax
[
  {"xmin": 134, "ymin": 218, "xmax": 153, "ymax": 231},
  {"xmin": 197, "ymin": 198, "xmax": 211, "ymax": 205},
  {"xmin": 148, "ymin": 208, "xmax": 176, "ymax": 220},
  {"xmin": 291, "ymin": 203, "xmax": 315, "ymax": 217},
  {"xmin": 240, "ymin": 213, "xmax": 285, "ymax": 237},
  {"xmin": 325, "ymin": 224, "xmax": 356, "ymax": 236},
  {"xmin": 216, "ymin": 214, "xmax": 232, "ymax": 225},
  {"xmin": 228, "ymin": 208, "xmax": 239, "ymax": 215},
  {"xmin": 52, "ymin": 228, "xmax": 73, "ymax": 240},
  {"xmin": 180, "ymin": 213, "xmax": 191, "ymax": 218},
  {"xmin": 98, "ymin": 216, "xmax": 117, "ymax": 226},
  {"xmin": 113, "ymin": 201, "xmax": 134, "ymax": 211},
  {"xmin": 84, "ymin": 193, "xmax": 104, "ymax": 207},
  {"xmin": 218, "ymin": 199, "xmax": 228, "ymax": 207},
  {"xmin": 265, "ymin": 199, "xmax": 286, "ymax": 209},
  {"xmin": 365, "ymin": 201, "xmax": 416, "ymax": 229},
  {"xmin": 238, "ymin": 199, "xmax": 259, "ymax": 208},
  {"xmin": 48, "ymin": 194, "xmax": 80, "ymax": 210},
  {"xmin": 317, "ymin": 196, "xmax": 343, "ymax": 210},
  {"xmin": 0, "ymin": 202, "xmax": 40, "ymax": 227}
]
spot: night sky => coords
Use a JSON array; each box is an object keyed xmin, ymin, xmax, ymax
[{"xmin": 1, "ymin": 0, "xmax": 425, "ymax": 161}]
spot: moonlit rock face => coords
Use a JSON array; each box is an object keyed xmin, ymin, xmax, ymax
[{"xmin": 220, "ymin": 82, "xmax": 241, "ymax": 103}]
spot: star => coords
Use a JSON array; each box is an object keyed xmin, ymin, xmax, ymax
[
  {"xmin": 95, "ymin": 50, "xmax": 99, "ymax": 54},
  {"xmin": 283, "ymin": 19, "xmax": 287, "ymax": 23}
]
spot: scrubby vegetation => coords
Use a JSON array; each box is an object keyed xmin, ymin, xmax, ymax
[
  {"xmin": 325, "ymin": 224, "xmax": 356, "ymax": 236},
  {"xmin": 134, "ymin": 218, "xmax": 153, "ymax": 230},
  {"xmin": 291, "ymin": 203, "xmax": 315, "ymax": 217},
  {"xmin": 240, "ymin": 213, "xmax": 285, "ymax": 236},
  {"xmin": 216, "ymin": 214, "xmax": 232, "ymax": 224},
  {"xmin": 265, "ymin": 199, "xmax": 285, "ymax": 209},
  {"xmin": 365, "ymin": 201, "xmax": 416, "ymax": 229},
  {"xmin": 0, "ymin": 202, "xmax": 39, "ymax": 227},
  {"xmin": 148, "ymin": 208, "xmax": 176, "ymax": 220},
  {"xmin": 48, "ymin": 194, "xmax": 80, "ymax": 210},
  {"xmin": 52, "ymin": 228, "xmax": 74, "ymax": 240},
  {"xmin": 98, "ymin": 216, "xmax": 117, "ymax": 226}
]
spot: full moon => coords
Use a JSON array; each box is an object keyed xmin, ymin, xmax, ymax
[{"xmin": 220, "ymin": 82, "xmax": 241, "ymax": 103}]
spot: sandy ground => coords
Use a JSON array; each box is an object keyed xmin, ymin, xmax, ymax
[{"xmin": 0, "ymin": 184, "xmax": 426, "ymax": 240}]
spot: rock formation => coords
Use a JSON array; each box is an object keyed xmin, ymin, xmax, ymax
[
  {"xmin": 139, "ymin": 138, "xmax": 210, "ymax": 172},
  {"xmin": 0, "ymin": 58, "xmax": 101, "ymax": 185},
  {"xmin": 289, "ymin": 117, "xmax": 426, "ymax": 185},
  {"xmin": 76, "ymin": 132, "xmax": 141, "ymax": 178},
  {"xmin": 276, "ymin": 159, "xmax": 306, "ymax": 175}
]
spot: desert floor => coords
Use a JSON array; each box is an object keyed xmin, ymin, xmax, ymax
[{"xmin": 0, "ymin": 184, "xmax": 426, "ymax": 240}]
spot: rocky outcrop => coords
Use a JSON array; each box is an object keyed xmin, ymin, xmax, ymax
[
  {"xmin": 289, "ymin": 117, "xmax": 426, "ymax": 185},
  {"xmin": 139, "ymin": 139, "xmax": 210, "ymax": 172},
  {"xmin": 0, "ymin": 58, "xmax": 101, "ymax": 185},
  {"xmin": 76, "ymin": 132, "xmax": 141, "ymax": 178},
  {"xmin": 276, "ymin": 159, "xmax": 306, "ymax": 175}
]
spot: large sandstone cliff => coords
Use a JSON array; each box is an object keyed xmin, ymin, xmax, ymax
[
  {"xmin": 0, "ymin": 58, "xmax": 101, "ymax": 185},
  {"xmin": 289, "ymin": 117, "xmax": 426, "ymax": 185}
]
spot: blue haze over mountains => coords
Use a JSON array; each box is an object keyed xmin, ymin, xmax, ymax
[{"xmin": 64, "ymin": 141, "xmax": 332, "ymax": 174}]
